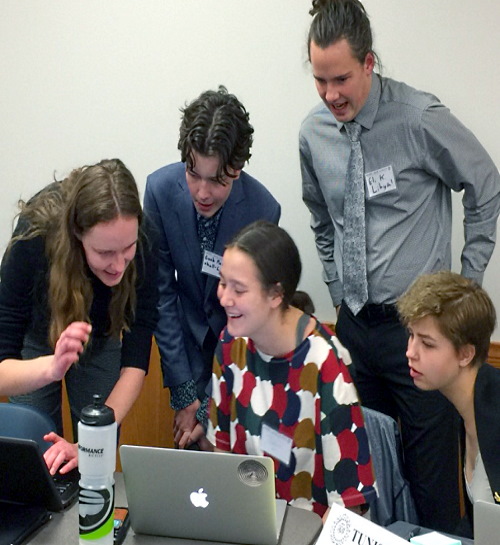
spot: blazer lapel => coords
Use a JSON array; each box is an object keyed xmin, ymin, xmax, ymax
[
  {"xmin": 204, "ymin": 179, "xmax": 245, "ymax": 301},
  {"xmin": 175, "ymin": 173, "xmax": 204, "ymax": 294}
]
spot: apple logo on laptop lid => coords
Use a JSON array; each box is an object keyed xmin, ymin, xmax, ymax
[{"xmin": 190, "ymin": 488, "xmax": 209, "ymax": 508}]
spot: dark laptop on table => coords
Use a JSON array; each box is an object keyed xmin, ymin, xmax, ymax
[{"xmin": 0, "ymin": 435, "xmax": 80, "ymax": 544}]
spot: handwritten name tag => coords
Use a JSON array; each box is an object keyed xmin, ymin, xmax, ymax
[
  {"xmin": 365, "ymin": 165, "xmax": 397, "ymax": 199},
  {"xmin": 201, "ymin": 250, "xmax": 222, "ymax": 278},
  {"xmin": 261, "ymin": 424, "xmax": 293, "ymax": 465}
]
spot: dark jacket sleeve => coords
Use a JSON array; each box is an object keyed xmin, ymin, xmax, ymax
[{"xmin": 0, "ymin": 222, "xmax": 48, "ymax": 362}]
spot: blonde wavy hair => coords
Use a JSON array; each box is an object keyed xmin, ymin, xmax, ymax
[
  {"xmin": 9, "ymin": 158, "xmax": 142, "ymax": 347},
  {"xmin": 397, "ymin": 271, "xmax": 496, "ymax": 366}
]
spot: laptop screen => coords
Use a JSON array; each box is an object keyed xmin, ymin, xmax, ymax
[
  {"xmin": 0, "ymin": 435, "xmax": 79, "ymax": 511},
  {"xmin": 120, "ymin": 445, "xmax": 285, "ymax": 545},
  {"xmin": 474, "ymin": 500, "xmax": 500, "ymax": 545}
]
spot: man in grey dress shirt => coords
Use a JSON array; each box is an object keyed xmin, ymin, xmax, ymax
[{"xmin": 300, "ymin": 0, "xmax": 500, "ymax": 535}]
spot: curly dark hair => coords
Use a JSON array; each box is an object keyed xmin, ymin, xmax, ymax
[{"xmin": 178, "ymin": 85, "xmax": 254, "ymax": 183}]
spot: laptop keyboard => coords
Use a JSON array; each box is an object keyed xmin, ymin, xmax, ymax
[
  {"xmin": 52, "ymin": 467, "xmax": 80, "ymax": 505},
  {"xmin": 53, "ymin": 477, "xmax": 73, "ymax": 494}
]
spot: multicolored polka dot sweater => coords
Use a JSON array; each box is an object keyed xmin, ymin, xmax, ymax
[{"xmin": 207, "ymin": 319, "xmax": 377, "ymax": 516}]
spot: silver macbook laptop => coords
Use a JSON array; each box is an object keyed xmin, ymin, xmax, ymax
[
  {"xmin": 474, "ymin": 500, "xmax": 500, "ymax": 545},
  {"xmin": 120, "ymin": 445, "xmax": 287, "ymax": 545}
]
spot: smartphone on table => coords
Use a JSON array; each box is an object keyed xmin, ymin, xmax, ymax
[{"xmin": 113, "ymin": 507, "xmax": 130, "ymax": 545}]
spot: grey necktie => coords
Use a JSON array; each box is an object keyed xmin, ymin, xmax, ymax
[{"xmin": 343, "ymin": 121, "xmax": 368, "ymax": 315}]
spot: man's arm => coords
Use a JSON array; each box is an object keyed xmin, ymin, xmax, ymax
[
  {"xmin": 268, "ymin": 200, "xmax": 281, "ymax": 225},
  {"xmin": 143, "ymin": 176, "xmax": 201, "ymax": 446},
  {"xmin": 421, "ymin": 104, "xmax": 500, "ymax": 284},
  {"xmin": 143, "ymin": 178, "xmax": 194, "ymax": 390},
  {"xmin": 300, "ymin": 135, "xmax": 343, "ymax": 306}
]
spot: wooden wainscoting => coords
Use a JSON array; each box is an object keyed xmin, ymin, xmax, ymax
[
  {"xmin": 115, "ymin": 340, "xmax": 174, "ymax": 469},
  {"xmin": 486, "ymin": 342, "xmax": 500, "ymax": 369},
  {"xmin": 324, "ymin": 322, "xmax": 500, "ymax": 372},
  {"xmin": 2, "ymin": 339, "xmax": 499, "ymax": 470},
  {"xmin": 61, "ymin": 339, "xmax": 175, "ymax": 471}
]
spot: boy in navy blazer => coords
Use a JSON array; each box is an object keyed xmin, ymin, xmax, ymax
[{"xmin": 144, "ymin": 86, "xmax": 280, "ymax": 448}]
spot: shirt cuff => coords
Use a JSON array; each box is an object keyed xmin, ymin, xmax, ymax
[
  {"xmin": 461, "ymin": 267, "xmax": 484, "ymax": 286},
  {"xmin": 327, "ymin": 280, "xmax": 343, "ymax": 307},
  {"xmin": 170, "ymin": 380, "xmax": 198, "ymax": 411},
  {"xmin": 196, "ymin": 396, "xmax": 209, "ymax": 430}
]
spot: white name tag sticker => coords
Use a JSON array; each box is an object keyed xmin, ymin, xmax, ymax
[
  {"xmin": 365, "ymin": 165, "xmax": 397, "ymax": 198},
  {"xmin": 201, "ymin": 250, "xmax": 222, "ymax": 278},
  {"xmin": 261, "ymin": 424, "xmax": 293, "ymax": 465}
]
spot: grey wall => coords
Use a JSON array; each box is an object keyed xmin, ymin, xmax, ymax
[{"xmin": 1, "ymin": 0, "xmax": 499, "ymax": 336}]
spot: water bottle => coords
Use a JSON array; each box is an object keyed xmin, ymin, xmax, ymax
[{"xmin": 78, "ymin": 394, "xmax": 117, "ymax": 545}]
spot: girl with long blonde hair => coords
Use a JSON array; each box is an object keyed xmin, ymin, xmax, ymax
[{"xmin": 0, "ymin": 158, "xmax": 158, "ymax": 474}]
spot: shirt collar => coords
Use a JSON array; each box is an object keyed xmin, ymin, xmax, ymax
[
  {"xmin": 196, "ymin": 205, "xmax": 224, "ymax": 226},
  {"xmin": 355, "ymin": 73, "xmax": 381, "ymax": 130}
]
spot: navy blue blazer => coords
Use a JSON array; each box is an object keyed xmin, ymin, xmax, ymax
[
  {"xmin": 474, "ymin": 363, "xmax": 500, "ymax": 504},
  {"xmin": 144, "ymin": 162, "xmax": 281, "ymax": 397}
]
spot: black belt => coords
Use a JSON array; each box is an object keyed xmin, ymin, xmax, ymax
[{"xmin": 345, "ymin": 302, "xmax": 399, "ymax": 322}]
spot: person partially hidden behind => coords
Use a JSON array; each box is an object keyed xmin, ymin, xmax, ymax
[
  {"xmin": 207, "ymin": 220, "xmax": 376, "ymax": 518},
  {"xmin": 144, "ymin": 86, "xmax": 280, "ymax": 449},
  {"xmin": 398, "ymin": 271, "xmax": 500, "ymax": 537},
  {"xmin": 0, "ymin": 158, "xmax": 158, "ymax": 474},
  {"xmin": 290, "ymin": 290, "xmax": 316, "ymax": 315}
]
